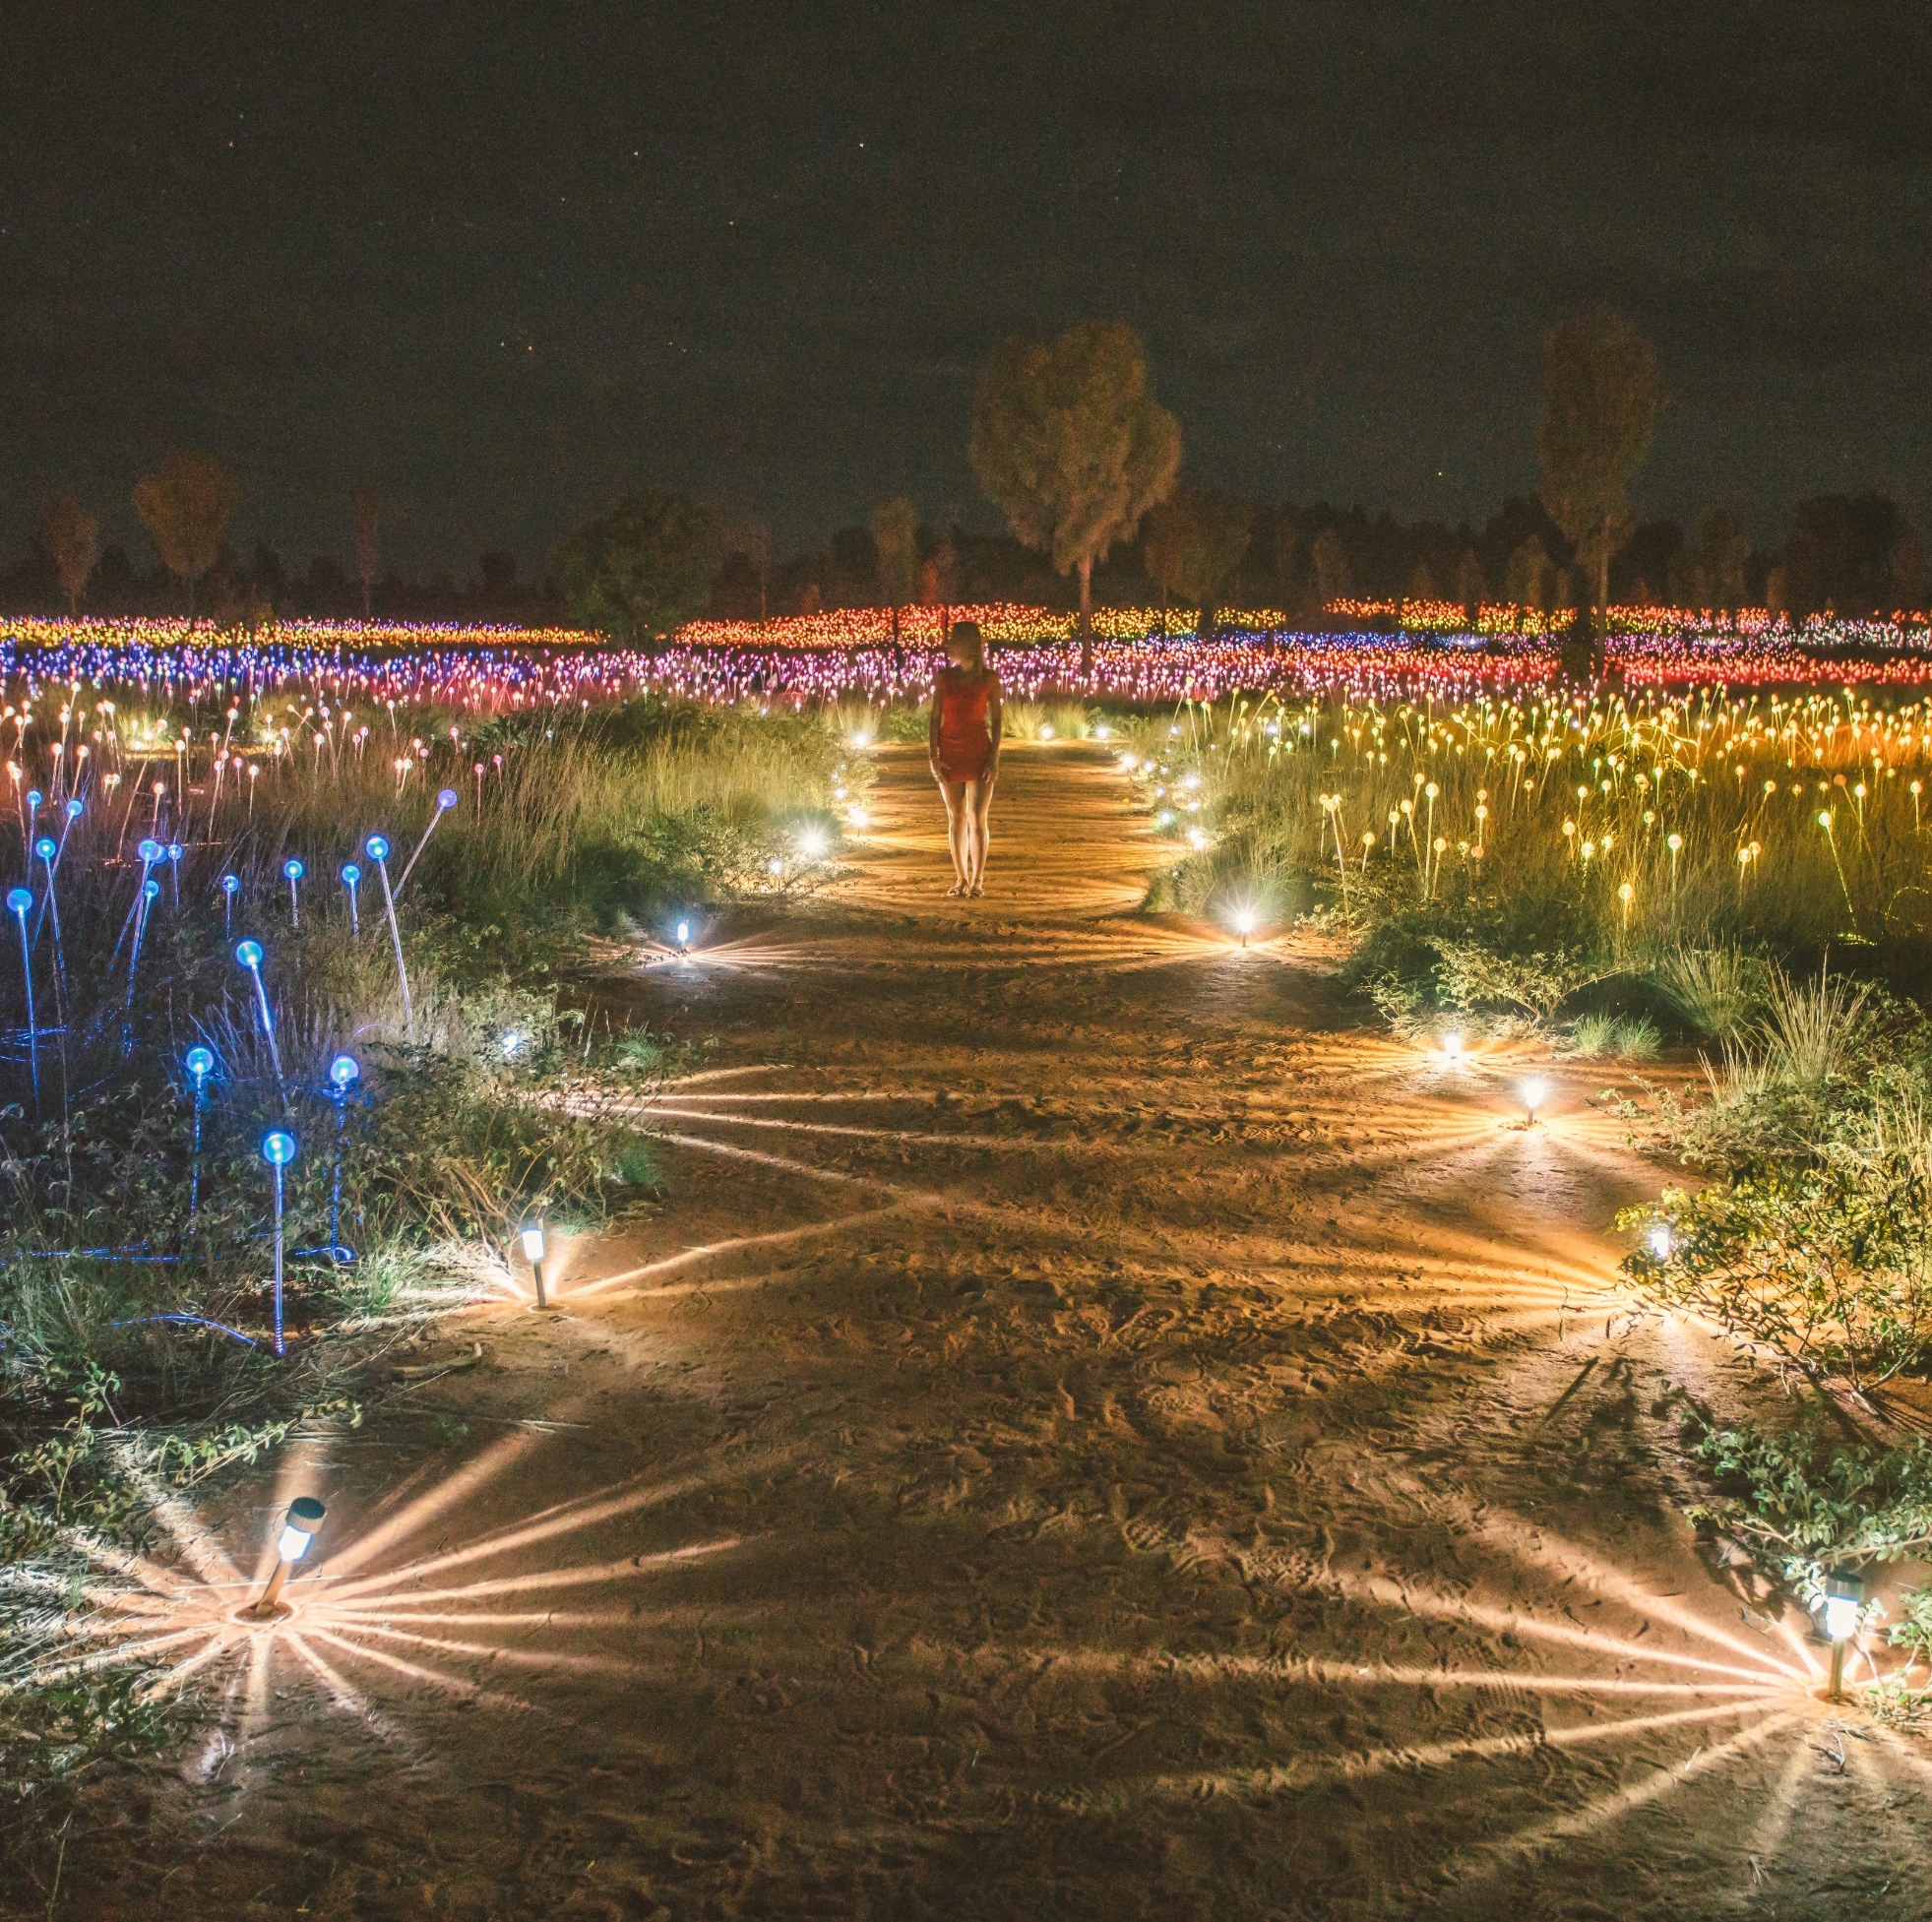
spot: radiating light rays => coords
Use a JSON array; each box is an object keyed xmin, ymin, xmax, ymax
[
  {"xmin": 7, "ymin": 1433, "xmax": 760, "ymax": 1784},
  {"xmin": 565, "ymin": 1205, "xmax": 912, "ymax": 1303},
  {"xmin": 319, "ymin": 1429, "xmax": 542, "ymax": 1581},
  {"xmin": 1146, "ymin": 1694, "xmax": 1790, "ymax": 1805},
  {"xmin": 1467, "ymin": 1511, "xmax": 1816, "ymax": 1682},
  {"xmin": 1460, "ymin": 1708, "xmax": 1811, "ymax": 1876},
  {"xmin": 622, "ymin": 1128, "xmax": 879, "ymax": 1187},
  {"xmin": 629, "ymin": 1103, "xmax": 1137, "ymax": 1157}
]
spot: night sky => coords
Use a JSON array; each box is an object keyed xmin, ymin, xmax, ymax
[{"xmin": 3, "ymin": 3, "xmax": 1928, "ymax": 577}]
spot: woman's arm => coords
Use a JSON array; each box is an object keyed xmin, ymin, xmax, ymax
[
  {"xmin": 985, "ymin": 674, "xmax": 1004, "ymax": 777},
  {"xmin": 927, "ymin": 675, "xmax": 944, "ymax": 778}
]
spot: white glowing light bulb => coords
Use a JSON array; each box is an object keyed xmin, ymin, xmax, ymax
[{"xmin": 520, "ymin": 1221, "xmax": 546, "ymax": 1265}]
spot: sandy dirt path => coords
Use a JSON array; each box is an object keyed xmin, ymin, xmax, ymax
[{"xmin": 32, "ymin": 743, "xmax": 1932, "ymax": 1920}]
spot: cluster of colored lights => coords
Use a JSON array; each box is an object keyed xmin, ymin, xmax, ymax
[
  {"xmin": 1128, "ymin": 677, "xmax": 1932, "ymax": 951},
  {"xmin": 8, "ymin": 609, "xmax": 1932, "ymax": 719}
]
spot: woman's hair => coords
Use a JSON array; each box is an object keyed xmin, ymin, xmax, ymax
[{"xmin": 948, "ymin": 620, "xmax": 985, "ymax": 662}]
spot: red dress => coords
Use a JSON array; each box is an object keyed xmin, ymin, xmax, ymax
[{"xmin": 935, "ymin": 668, "xmax": 995, "ymax": 782}]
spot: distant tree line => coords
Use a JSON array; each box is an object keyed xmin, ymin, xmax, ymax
[{"xmin": 7, "ymin": 320, "xmax": 1924, "ymax": 632}]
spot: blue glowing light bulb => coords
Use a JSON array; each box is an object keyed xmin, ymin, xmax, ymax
[
  {"xmin": 65, "ymin": 798, "xmax": 83, "ymax": 819},
  {"xmin": 364, "ymin": 834, "xmax": 390, "ymax": 861},
  {"xmin": 142, "ymin": 879, "xmax": 160, "ymax": 901},
  {"xmin": 33, "ymin": 837, "xmax": 55, "ymax": 863},
  {"xmin": 283, "ymin": 857, "xmax": 305, "ymax": 882},
  {"xmin": 185, "ymin": 1045, "xmax": 216, "ymax": 1082},
  {"xmin": 221, "ymin": 873, "xmax": 240, "ymax": 897},
  {"xmin": 437, "ymin": 787, "xmax": 459, "ymax": 811},
  {"xmin": 340, "ymin": 861, "xmax": 360, "ymax": 886},
  {"xmin": 137, "ymin": 837, "xmax": 162, "ymax": 864},
  {"xmin": 26, "ymin": 789, "xmax": 41, "ymax": 812},
  {"xmin": 235, "ymin": 939, "xmax": 264, "ymax": 969},
  {"xmin": 328, "ymin": 1053, "xmax": 360, "ymax": 1090},
  {"xmin": 6, "ymin": 887, "xmax": 30, "ymax": 917},
  {"xmin": 262, "ymin": 1130, "xmax": 296, "ymax": 1168},
  {"xmin": 167, "ymin": 842, "xmax": 183, "ymax": 862}
]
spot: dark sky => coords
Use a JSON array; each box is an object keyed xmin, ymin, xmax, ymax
[{"xmin": 3, "ymin": 2, "xmax": 1929, "ymax": 578}]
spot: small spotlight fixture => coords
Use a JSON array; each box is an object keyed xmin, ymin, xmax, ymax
[
  {"xmin": 1821, "ymin": 1570, "xmax": 1866, "ymax": 1700},
  {"xmin": 1442, "ymin": 1030, "xmax": 1464, "ymax": 1059},
  {"xmin": 1232, "ymin": 907, "xmax": 1257, "ymax": 948},
  {"xmin": 520, "ymin": 1218, "xmax": 550, "ymax": 1309},
  {"xmin": 674, "ymin": 919, "xmax": 690, "ymax": 953},
  {"xmin": 1648, "ymin": 1221, "xmax": 1673, "ymax": 1260},
  {"xmin": 797, "ymin": 827, "xmax": 829, "ymax": 859},
  {"xmin": 1521, "ymin": 1078, "xmax": 1548, "ymax": 1126},
  {"xmin": 246, "ymin": 1496, "xmax": 326, "ymax": 1617}
]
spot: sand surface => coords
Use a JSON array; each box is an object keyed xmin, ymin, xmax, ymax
[{"xmin": 27, "ymin": 742, "xmax": 1932, "ymax": 1920}]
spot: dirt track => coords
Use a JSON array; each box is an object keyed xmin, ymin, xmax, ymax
[{"xmin": 33, "ymin": 742, "xmax": 1932, "ymax": 1920}]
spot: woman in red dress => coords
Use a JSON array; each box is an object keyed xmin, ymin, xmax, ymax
[{"xmin": 927, "ymin": 621, "xmax": 1004, "ymax": 897}]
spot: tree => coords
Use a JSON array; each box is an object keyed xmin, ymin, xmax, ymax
[
  {"xmin": 350, "ymin": 486, "xmax": 381, "ymax": 619},
  {"xmin": 132, "ymin": 454, "xmax": 237, "ymax": 619},
  {"xmin": 1536, "ymin": 312, "xmax": 1662, "ymax": 611},
  {"xmin": 1503, "ymin": 535, "xmax": 1554, "ymax": 613},
  {"xmin": 553, "ymin": 489, "xmax": 722, "ymax": 642},
  {"xmin": 1310, "ymin": 527, "xmax": 1351, "ymax": 604},
  {"xmin": 1674, "ymin": 508, "xmax": 1751, "ymax": 611},
  {"xmin": 870, "ymin": 496, "xmax": 919, "ymax": 659},
  {"xmin": 1781, "ymin": 494, "xmax": 1905, "ymax": 616},
  {"xmin": 969, "ymin": 320, "xmax": 1179, "ymax": 674},
  {"xmin": 1141, "ymin": 487, "xmax": 1252, "ymax": 634},
  {"xmin": 38, "ymin": 491, "xmax": 98, "ymax": 616}
]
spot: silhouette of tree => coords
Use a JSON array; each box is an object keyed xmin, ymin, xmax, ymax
[
  {"xmin": 1503, "ymin": 536, "xmax": 1554, "ymax": 613},
  {"xmin": 38, "ymin": 491, "xmax": 98, "ymax": 616},
  {"xmin": 870, "ymin": 496, "xmax": 919, "ymax": 660},
  {"xmin": 1537, "ymin": 312, "xmax": 1662, "ymax": 612},
  {"xmin": 1141, "ymin": 488, "xmax": 1252, "ymax": 635},
  {"xmin": 553, "ymin": 489, "xmax": 722, "ymax": 642},
  {"xmin": 1311, "ymin": 527, "xmax": 1352, "ymax": 604},
  {"xmin": 350, "ymin": 486, "xmax": 381, "ymax": 619},
  {"xmin": 132, "ymin": 454, "xmax": 237, "ymax": 620},
  {"xmin": 969, "ymin": 320, "xmax": 1179, "ymax": 674}
]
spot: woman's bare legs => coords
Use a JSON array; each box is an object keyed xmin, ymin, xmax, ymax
[
  {"xmin": 938, "ymin": 779, "xmax": 970, "ymax": 893},
  {"xmin": 965, "ymin": 777, "xmax": 993, "ymax": 893}
]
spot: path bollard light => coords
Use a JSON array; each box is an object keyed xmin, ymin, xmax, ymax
[
  {"xmin": 1648, "ymin": 1221, "xmax": 1673, "ymax": 1260},
  {"xmin": 8, "ymin": 886, "xmax": 35, "ymax": 1102},
  {"xmin": 246, "ymin": 1496, "xmax": 326, "ymax": 1617},
  {"xmin": 396, "ymin": 787, "xmax": 459, "ymax": 895},
  {"xmin": 521, "ymin": 1219, "xmax": 550, "ymax": 1309},
  {"xmin": 185, "ymin": 1045, "xmax": 215, "ymax": 1219},
  {"xmin": 1521, "ymin": 1077, "xmax": 1547, "ymax": 1126},
  {"xmin": 283, "ymin": 856, "xmax": 305, "ymax": 927},
  {"xmin": 220, "ymin": 872, "xmax": 240, "ymax": 935},
  {"xmin": 364, "ymin": 835, "xmax": 413, "ymax": 1033},
  {"xmin": 675, "ymin": 919, "xmax": 691, "ymax": 955},
  {"xmin": 1442, "ymin": 1031, "xmax": 1464, "ymax": 1061},
  {"xmin": 797, "ymin": 826, "xmax": 829, "ymax": 860},
  {"xmin": 262, "ymin": 1129, "xmax": 297, "ymax": 1356},
  {"xmin": 1231, "ymin": 907, "xmax": 1257, "ymax": 949},
  {"xmin": 1822, "ymin": 1571, "xmax": 1866, "ymax": 1701},
  {"xmin": 340, "ymin": 861, "xmax": 361, "ymax": 935}
]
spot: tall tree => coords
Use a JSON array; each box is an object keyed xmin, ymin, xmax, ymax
[
  {"xmin": 38, "ymin": 490, "xmax": 98, "ymax": 616},
  {"xmin": 1536, "ymin": 312, "xmax": 1662, "ymax": 611},
  {"xmin": 870, "ymin": 496, "xmax": 919, "ymax": 659},
  {"xmin": 553, "ymin": 489, "xmax": 722, "ymax": 642},
  {"xmin": 132, "ymin": 454, "xmax": 237, "ymax": 619},
  {"xmin": 1141, "ymin": 488, "xmax": 1252, "ymax": 635},
  {"xmin": 350, "ymin": 485, "xmax": 381, "ymax": 619},
  {"xmin": 969, "ymin": 321, "xmax": 1180, "ymax": 674}
]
